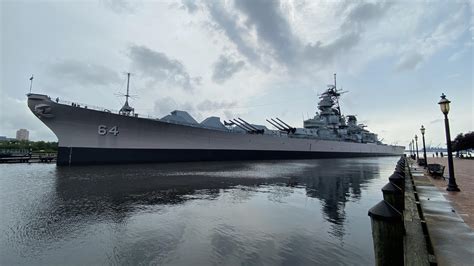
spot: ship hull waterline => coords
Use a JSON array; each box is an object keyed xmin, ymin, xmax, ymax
[
  {"xmin": 28, "ymin": 94, "xmax": 405, "ymax": 166},
  {"xmin": 57, "ymin": 147, "xmax": 400, "ymax": 165}
]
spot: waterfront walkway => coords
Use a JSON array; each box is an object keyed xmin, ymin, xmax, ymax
[
  {"xmin": 410, "ymin": 158, "xmax": 474, "ymax": 266},
  {"xmin": 425, "ymin": 157, "xmax": 474, "ymax": 228}
]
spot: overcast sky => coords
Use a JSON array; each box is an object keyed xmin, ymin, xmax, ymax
[{"xmin": 1, "ymin": 0, "xmax": 472, "ymax": 148}]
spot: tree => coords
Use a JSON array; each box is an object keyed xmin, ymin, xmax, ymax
[{"xmin": 452, "ymin": 132, "xmax": 474, "ymax": 151}]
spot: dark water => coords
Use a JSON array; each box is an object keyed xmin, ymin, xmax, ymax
[{"xmin": 0, "ymin": 157, "xmax": 398, "ymax": 265}]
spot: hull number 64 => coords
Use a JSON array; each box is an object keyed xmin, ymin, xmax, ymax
[{"xmin": 98, "ymin": 125, "xmax": 119, "ymax": 136}]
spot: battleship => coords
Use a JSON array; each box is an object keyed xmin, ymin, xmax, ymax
[{"xmin": 27, "ymin": 74, "xmax": 404, "ymax": 165}]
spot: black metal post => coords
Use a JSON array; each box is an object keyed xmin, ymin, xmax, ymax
[
  {"xmin": 422, "ymin": 133, "xmax": 427, "ymax": 167},
  {"xmin": 444, "ymin": 113, "xmax": 460, "ymax": 191}
]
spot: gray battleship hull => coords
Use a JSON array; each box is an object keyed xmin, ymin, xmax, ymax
[{"xmin": 28, "ymin": 94, "xmax": 405, "ymax": 165}]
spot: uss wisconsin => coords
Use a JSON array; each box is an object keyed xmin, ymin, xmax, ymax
[{"xmin": 27, "ymin": 74, "xmax": 404, "ymax": 165}]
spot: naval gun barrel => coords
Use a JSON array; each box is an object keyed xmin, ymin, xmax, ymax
[
  {"xmin": 276, "ymin": 118, "xmax": 292, "ymax": 129},
  {"xmin": 276, "ymin": 118, "xmax": 296, "ymax": 134},
  {"xmin": 232, "ymin": 119, "xmax": 253, "ymax": 131},
  {"xmin": 270, "ymin": 118, "xmax": 293, "ymax": 134},
  {"xmin": 271, "ymin": 118, "xmax": 290, "ymax": 131},
  {"xmin": 231, "ymin": 119, "xmax": 252, "ymax": 132},
  {"xmin": 238, "ymin": 118, "xmax": 264, "ymax": 134},
  {"xmin": 237, "ymin": 118, "xmax": 258, "ymax": 131},
  {"xmin": 266, "ymin": 119, "xmax": 286, "ymax": 131}
]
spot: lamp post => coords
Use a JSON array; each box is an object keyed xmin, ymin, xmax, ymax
[
  {"xmin": 414, "ymin": 135, "xmax": 419, "ymax": 161},
  {"xmin": 411, "ymin": 139, "xmax": 415, "ymax": 159},
  {"xmin": 409, "ymin": 141, "xmax": 412, "ymax": 157},
  {"xmin": 420, "ymin": 125, "xmax": 427, "ymax": 167},
  {"xmin": 438, "ymin": 93, "xmax": 460, "ymax": 192}
]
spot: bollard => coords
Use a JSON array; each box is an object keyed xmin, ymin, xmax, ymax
[
  {"xmin": 397, "ymin": 161, "xmax": 405, "ymax": 168},
  {"xmin": 395, "ymin": 163, "xmax": 405, "ymax": 170},
  {"xmin": 368, "ymin": 200, "xmax": 404, "ymax": 266},
  {"xmin": 382, "ymin": 182, "xmax": 404, "ymax": 212},
  {"xmin": 389, "ymin": 172, "xmax": 405, "ymax": 192},
  {"xmin": 394, "ymin": 165, "xmax": 406, "ymax": 177}
]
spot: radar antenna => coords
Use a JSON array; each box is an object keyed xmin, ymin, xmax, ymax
[{"xmin": 329, "ymin": 73, "xmax": 348, "ymax": 115}]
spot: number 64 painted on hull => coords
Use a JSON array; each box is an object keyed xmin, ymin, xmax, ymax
[{"xmin": 98, "ymin": 125, "xmax": 119, "ymax": 136}]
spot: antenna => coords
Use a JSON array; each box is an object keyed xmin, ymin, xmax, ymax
[
  {"xmin": 125, "ymin": 72, "xmax": 130, "ymax": 105},
  {"xmin": 334, "ymin": 73, "xmax": 336, "ymax": 90},
  {"xmin": 119, "ymin": 72, "xmax": 135, "ymax": 115}
]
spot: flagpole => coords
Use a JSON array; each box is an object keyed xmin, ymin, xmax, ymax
[{"xmin": 29, "ymin": 75, "xmax": 34, "ymax": 93}]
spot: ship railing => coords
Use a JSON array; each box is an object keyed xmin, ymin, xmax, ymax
[
  {"xmin": 52, "ymin": 97, "xmax": 271, "ymax": 131},
  {"xmin": 55, "ymin": 98, "xmax": 165, "ymax": 120},
  {"xmin": 55, "ymin": 98, "xmax": 120, "ymax": 114}
]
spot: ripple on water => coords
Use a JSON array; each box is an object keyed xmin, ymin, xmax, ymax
[{"xmin": 1, "ymin": 157, "xmax": 399, "ymax": 265}]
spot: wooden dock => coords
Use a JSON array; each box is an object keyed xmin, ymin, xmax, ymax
[{"xmin": 0, "ymin": 154, "xmax": 56, "ymax": 163}]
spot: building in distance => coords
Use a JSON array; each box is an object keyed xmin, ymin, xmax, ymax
[{"xmin": 16, "ymin": 129, "xmax": 29, "ymax": 141}]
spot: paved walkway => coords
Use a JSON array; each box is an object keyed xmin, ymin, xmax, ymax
[
  {"xmin": 410, "ymin": 158, "xmax": 474, "ymax": 266},
  {"xmin": 423, "ymin": 157, "xmax": 474, "ymax": 228}
]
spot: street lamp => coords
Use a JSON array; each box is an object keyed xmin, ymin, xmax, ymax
[
  {"xmin": 420, "ymin": 125, "xmax": 427, "ymax": 167},
  {"xmin": 438, "ymin": 93, "xmax": 460, "ymax": 192},
  {"xmin": 409, "ymin": 141, "xmax": 412, "ymax": 157},
  {"xmin": 414, "ymin": 135, "xmax": 419, "ymax": 161}
]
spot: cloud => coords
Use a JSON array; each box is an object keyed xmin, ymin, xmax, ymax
[
  {"xmin": 48, "ymin": 60, "xmax": 121, "ymax": 86},
  {"xmin": 206, "ymin": 2, "xmax": 263, "ymax": 65},
  {"xmin": 430, "ymin": 118, "xmax": 443, "ymax": 124},
  {"xmin": 200, "ymin": 0, "xmax": 469, "ymax": 76},
  {"xmin": 395, "ymin": 53, "xmax": 424, "ymax": 71},
  {"xmin": 154, "ymin": 97, "xmax": 237, "ymax": 121},
  {"xmin": 202, "ymin": 0, "xmax": 392, "ymax": 72},
  {"xmin": 212, "ymin": 55, "xmax": 245, "ymax": 83},
  {"xmin": 128, "ymin": 45, "xmax": 200, "ymax": 91},
  {"xmin": 446, "ymin": 73, "xmax": 461, "ymax": 79},
  {"xmin": 154, "ymin": 97, "xmax": 195, "ymax": 117},
  {"xmin": 302, "ymin": 1, "xmax": 391, "ymax": 67},
  {"xmin": 341, "ymin": 1, "xmax": 392, "ymax": 32},
  {"xmin": 303, "ymin": 32, "xmax": 361, "ymax": 65},
  {"xmin": 234, "ymin": 0, "xmax": 299, "ymax": 65},
  {"xmin": 394, "ymin": 3, "xmax": 469, "ymax": 71},
  {"xmin": 180, "ymin": 0, "xmax": 199, "ymax": 14},
  {"xmin": 196, "ymin": 99, "xmax": 237, "ymax": 111},
  {"xmin": 101, "ymin": 0, "xmax": 139, "ymax": 14}
]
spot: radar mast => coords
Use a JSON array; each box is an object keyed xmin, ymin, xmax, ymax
[{"xmin": 119, "ymin": 73, "xmax": 135, "ymax": 116}]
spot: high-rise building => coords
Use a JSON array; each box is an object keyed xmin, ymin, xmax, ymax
[{"xmin": 16, "ymin": 129, "xmax": 29, "ymax": 141}]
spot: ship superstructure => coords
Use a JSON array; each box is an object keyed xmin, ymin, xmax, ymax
[
  {"xmin": 302, "ymin": 75, "xmax": 378, "ymax": 144},
  {"xmin": 27, "ymin": 74, "xmax": 404, "ymax": 165}
]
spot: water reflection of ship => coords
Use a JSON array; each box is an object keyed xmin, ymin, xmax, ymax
[
  {"xmin": 20, "ymin": 160, "xmax": 381, "ymax": 245},
  {"xmin": 298, "ymin": 160, "xmax": 379, "ymax": 238}
]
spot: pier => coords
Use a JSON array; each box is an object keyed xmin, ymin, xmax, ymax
[
  {"xmin": 411, "ymin": 157, "xmax": 474, "ymax": 265},
  {"xmin": 0, "ymin": 153, "xmax": 56, "ymax": 163},
  {"xmin": 369, "ymin": 156, "xmax": 474, "ymax": 265}
]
